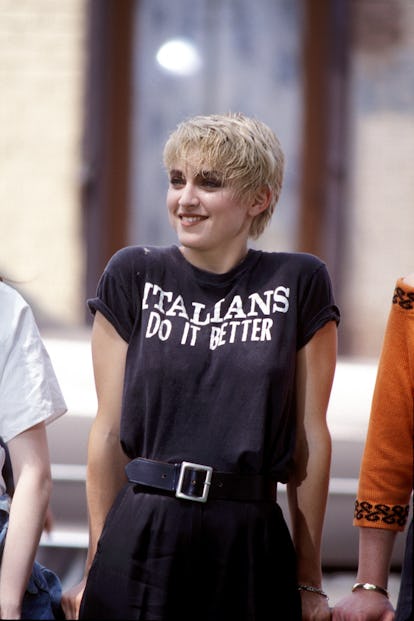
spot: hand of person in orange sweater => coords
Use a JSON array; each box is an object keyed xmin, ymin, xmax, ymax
[{"xmin": 332, "ymin": 590, "xmax": 395, "ymax": 621}]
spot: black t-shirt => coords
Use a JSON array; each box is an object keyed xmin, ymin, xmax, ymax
[{"xmin": 88, "ymin": 245, "xmax": 340, "ymax": 482}]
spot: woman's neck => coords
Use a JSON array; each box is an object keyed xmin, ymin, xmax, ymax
[{"xmin": 178, "ymin": 244, "xmax": 249, "ymax": 274}]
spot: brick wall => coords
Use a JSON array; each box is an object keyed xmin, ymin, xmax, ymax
[{"xmin": 0, "ymin": 0, "xmax": 86, "ymax": 326}]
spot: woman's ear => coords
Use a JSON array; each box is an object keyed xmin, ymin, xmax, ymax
[{"xmin": 248, "ymin": 186, "xmax": 272, "ymax": 216}]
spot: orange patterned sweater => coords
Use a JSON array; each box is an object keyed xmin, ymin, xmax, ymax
[{"xmin": 353, "ymin": 278, "xmax": 414, "ymax": 532}]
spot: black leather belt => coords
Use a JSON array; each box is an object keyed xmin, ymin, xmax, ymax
[{"xmin": 125, "ymin": 458, "xmax": 277, "ymax": 503}]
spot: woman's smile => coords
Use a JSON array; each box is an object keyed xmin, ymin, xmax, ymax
[{"xmin": 178, "ymin": 213, "xmax": 209, "ymax": 226}]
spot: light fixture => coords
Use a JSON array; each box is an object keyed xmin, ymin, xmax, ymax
[{"xmin": 156, "ymin": 38, "xmax": 202, "ymax": 76}]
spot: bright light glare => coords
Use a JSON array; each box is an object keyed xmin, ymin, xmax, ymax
[{"xmin": 156, "ymin": 39, "xmax": 202, "ymax": 76}]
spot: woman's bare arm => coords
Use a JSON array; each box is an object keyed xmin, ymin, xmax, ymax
[
  {"xmin": 61, "ymin": 311, "xmax": 129, "ymax": 620},
  {"xmin": 287, "ymin": 320, "xmax": 337, "ymax": 621}
]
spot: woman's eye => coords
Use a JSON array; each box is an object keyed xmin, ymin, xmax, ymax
[
  {"xmin": 201, "ymin": 176, "xmax": 222, "ymax": 188},
  {"xmin": 170, "ymin": 176, "xmax": 184, "ymax": 186}
]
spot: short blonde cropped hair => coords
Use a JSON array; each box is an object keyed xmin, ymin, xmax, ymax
[{"xmin": 163, "ymin": 112, "xmax": 285, "ymax": 239}]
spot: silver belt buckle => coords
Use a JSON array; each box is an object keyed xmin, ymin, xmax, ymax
[{"xmin": 175, "ymin": 461, "xmax": 213, "ymax": 503}]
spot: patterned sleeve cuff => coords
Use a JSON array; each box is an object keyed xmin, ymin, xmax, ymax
[{"xmin": 353, "ymin": 499, "xmax": 410, "ymax": 531}]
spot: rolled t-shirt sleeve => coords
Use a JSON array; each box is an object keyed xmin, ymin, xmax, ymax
[
  {"xmin": 296, "ymin": 260, "xmax": 340, "ymax": 350},
  {"xmin": 87, "ymin": 247, "xmax": 142, "ymax": 343}
]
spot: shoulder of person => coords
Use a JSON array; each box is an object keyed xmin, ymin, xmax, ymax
[
  {"xmin": 0, "ymin": 280, "xmax": 27, "ymax": 306},
  {"xmin": 0, "ymin": 281, "xmax": 33, "ymax": 323},
  {"xmin": 105, "ymin": 244, "xmax": 173, "ymax": 271},
  {"xmin": 392, "ymin": 273, "xmax": 414, "ymax": 316},
  {"xmin": 261, "ymin": 250, "xmax": 328, "ymax": 274},
  {"xmin": 401, "ymin": 272, "xmax": 414, "ymax": 288},
  {"xmin": 0, "ymin": 283, "xmax": 41, "ymax": 363}
]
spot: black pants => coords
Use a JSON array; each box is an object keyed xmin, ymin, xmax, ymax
[{"xmin": 79, "ymin": 485, "xmax": 301, "ymax": 621}]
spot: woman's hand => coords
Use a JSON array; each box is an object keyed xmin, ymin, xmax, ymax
[
  {"xmin": 300, "ymin": 590, "xmax": 332, "ymax": 620},
  {"xmin": 332, "ymin": 591, "xmax": 395, "ymax": 621},
  {"xmin": 61, "ymin": 578, "xmax": 87, "ymax": 620}
]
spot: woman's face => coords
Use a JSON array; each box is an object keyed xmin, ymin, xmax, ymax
[{"xmin": 166, "ymin": 161, "xmax": 255, "ymax": 270}]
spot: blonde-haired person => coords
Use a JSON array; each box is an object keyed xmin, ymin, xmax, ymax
[
  {"xmin": 333, "ymin": 274, "xmax": 413, "ymax": 621},
  {"xmin": 62, "ymin": 113, "xmax": 339, "ymax": 621},
  {"xmin": 0, "ymin": 278, "xmax": 67, "ymax": 619}
]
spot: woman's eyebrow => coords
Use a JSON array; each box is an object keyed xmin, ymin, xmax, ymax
[{"xmin": 198, "ymin": 170, "xmax": 222, "ymax": 181}]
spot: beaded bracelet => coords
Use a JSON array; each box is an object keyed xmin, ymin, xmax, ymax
[
  {"xmin": 352, "ymin": 582, "xmax": 389, "ymax": 598},
  {"xmin": 298, "ymin": 584, "xmax": 329, "ymax": 599}
]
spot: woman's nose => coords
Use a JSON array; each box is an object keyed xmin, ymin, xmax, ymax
[{"xmin": 179, "ymin": 183, "xmax": 199, "ymax": 207}]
